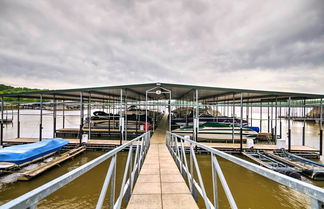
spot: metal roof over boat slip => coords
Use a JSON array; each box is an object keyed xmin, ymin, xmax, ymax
[{"xmin": 1, "ymin": 82, "xmax": 324, "ymax": 103}]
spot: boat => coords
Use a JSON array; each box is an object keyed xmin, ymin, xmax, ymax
[
  {"xmin": 172, "ymin": 108, "xmax": 249, "ymax": 127},
  {"xmin": 172, "ymin": 122, "xmax": 258, "ymax": 142},
  {"xmin": 0, "ymin": 138, "xmax": 69, "ymax": 170},
  {"xmin": 84, "ymin": 110, "xmax": 154, "ymax": 130}
]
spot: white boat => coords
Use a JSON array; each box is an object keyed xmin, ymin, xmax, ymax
[{"xmin": 172, "ymin": 122, "xmax": 258, "ymax": 142}]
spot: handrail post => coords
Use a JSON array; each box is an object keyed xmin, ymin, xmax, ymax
[
  {"xmin": 190, "ymin": 146, "xmax": 210, "ymax": 209},
  {"xmin": 190, "ymin": 142, "xmax": 194, "ymax": 194},
  {"xmin": 110, "ymin": 154, "xmax": 117, "ymax": 209},
  {"xmin": 96, "ymin": 156, "xmax": 116, "ymax": 209},
  {"xmin": 211, "ymin": 154, "xmax": 219, "ymax": 209}
]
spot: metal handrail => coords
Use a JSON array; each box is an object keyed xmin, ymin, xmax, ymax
[
  {"xmin": 167, "ymin": 132, "xmax": 324, "ymax": 209},
  {"xmin": 1, "ymin": 132, "xmax": 151, "ymax": 209}
]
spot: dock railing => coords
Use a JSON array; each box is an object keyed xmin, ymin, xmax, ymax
[
  {"xmin": 1, "ymin": 131, "xmax": 151, "ymax": 209},
  {"xmin": 167, "ymin": 132, "xmax": 324, "ymax": 209}
]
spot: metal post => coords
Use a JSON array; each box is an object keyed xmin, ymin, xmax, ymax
[
  {"xmin": 125, "ymin": 91, "xmax": 128, "ymax": 141},
  {"xmin": 275, "ymin": 98, "xmax": 278, "ymax": 142},
  {"xmin": 260, "ymin": 101, "xmax": 262, "ymax": 133},
  {"xmin": 240, "ymin": 93, "xmax": 243, "ymax": 152},
  {"xmin": 53, "ymin": 96, "xmax": 57, "ymax": 138},
  {"xmin": 169, "ymin": 92, "xmax": 172, "ymax": 132},
  {"xmin": 211, "ymin": 154, "xmax": 219, "ymax": 209},
  {"xmin": 250, "ymin": 102, "xmax": 253, "ymax": 126},
  {"xmin": 320, "ymin": 98, "xmax": 323, "ymax": 155},
  {"xmin": 271, "ymin": 102, "xmax": 273, "ymax": 132},
  {"xmin": 39, "ymin": 95, "xmax": 43, "ymax": 141},
  {"xmin": 267, "ymin": 102, "xmax": 270, "ymax": 133},
  {"xmin": 195, "ymin": 89, "xmax": 199, "ymax": 142},
  {"xmin": 303, "ymin": 99, "xmax": 306, "ymax": 146},
  {"xmin": 17, "ymin": 97, "xmax": 20, "ymax": 138},
  {"xmin": 1, "ymin": 97, "xmax": 3, "ymax": 146},
  {"xmin": 79, "ymin": 92, "xmax": 84, "ymax": 145},
  {"xmin": 110, "ymin": 155, "xmax": 117, "ymax": 209},
  {"xmin": 246, "ymin": 101, "xmax": 249, "ymax": 126},
  {"xmin": 232, "ymin": 93, "xmax": 235, "ymax": 143},
  {"xmin": 62, "ymin": 100, "xmax": 65, "ymax": 129},
  {"xmin": 145, "ymin": 91, "xmax": 148, "ymax": 131},
  {"xmin": 279, "ymin": 102, "xmax": 282, "ymax": 139},
  {"xmin": 88, "ymin": 93, "xmax": 91, "ymax": 140},
  {"xmin": 120, "ymin": 89, "xmax": 123, "ymax": 145},
  {"xmin": 288, "ymin": 97, "xmax": 291, "ymax": 152}
]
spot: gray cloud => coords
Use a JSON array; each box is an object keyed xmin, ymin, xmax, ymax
[{"xmin": 0, "ymin": 0, "xmax": 323, "ymax": 93}]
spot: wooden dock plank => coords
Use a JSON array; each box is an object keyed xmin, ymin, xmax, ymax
[
  {"xmin": 127, "ymin": 115, "xmax": 199, "ymax": 209},
  {"xmin": 18, "ymin": 147, "xmax": 86, "ymax": 181}
]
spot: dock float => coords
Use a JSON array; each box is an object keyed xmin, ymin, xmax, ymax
[
  {"xmin": 18, "ymin": 146, "xmax": 86, "ymax": 181},
  {"xmin": 127, "ymin": 115, "xmax": 198, "ymax": 209}
]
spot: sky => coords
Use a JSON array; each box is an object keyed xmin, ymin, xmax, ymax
[{"xmin": 0, "ymin": 0, "xmax": 324, "ymax": 94}]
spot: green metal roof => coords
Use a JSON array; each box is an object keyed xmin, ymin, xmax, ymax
[{"xmin": 1, "ymin": 82, "xmax": 323, "ymax": 103}]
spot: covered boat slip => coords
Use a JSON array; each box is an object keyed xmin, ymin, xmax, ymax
[{"xmin": 0, "ymin": 82, "xmax": 324, "ymax": 154}]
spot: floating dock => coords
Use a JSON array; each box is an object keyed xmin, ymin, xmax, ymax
[
  {"xmin": 18, "ymin": 146, "xmax": 86, "ymax": 181},
  {"xmin": 55, "ymin": 128, "xmax": 145, "ymax": 138},
  {"xmin": 3, "ymin": 137, "xmax": 318, "ymax": 154},
  {"xmin": 127, "ymin": 115, "xmax": 198, "ymax": 209}
]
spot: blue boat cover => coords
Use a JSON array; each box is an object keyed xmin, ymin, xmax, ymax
[
  {"xmin": 0, "ymin": 138, "xmax": 69, "ymax": 165},
  {"xmin": 246, "ymin": 126, "xmax": 260, "ymax": 133}
]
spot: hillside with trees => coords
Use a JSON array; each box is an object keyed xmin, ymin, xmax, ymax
[{"xmin": 0, "ymin": 84, "xmax": 46, "ymax": 102}]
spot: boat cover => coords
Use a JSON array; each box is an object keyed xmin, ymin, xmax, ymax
[{"xmin": 0, "ymin": 138, "xmax": 69, "ymax": 165}]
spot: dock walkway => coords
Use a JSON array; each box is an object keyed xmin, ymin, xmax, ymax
[{"xmin": 127, "ymin": 115, "xmax": 198, "ymax": 209}]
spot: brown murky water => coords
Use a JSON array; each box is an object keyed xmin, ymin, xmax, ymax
[
  {"xmin": 0, "ymin": 151, "xmax": 129, "ymax": 208},
  {"xmin": 195, "ymin": 154, "xmax": 324, "ymax": 209},
  {"xmin": 1, "ymin": 109, "xmax": 324, "ymax": 208}
]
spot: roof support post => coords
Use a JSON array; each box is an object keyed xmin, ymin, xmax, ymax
[
  {"xmin": 275, "ymin": 98, "xmax": 278, "ymax": 143},
  {"xmin": 302, "ymin": 99, "xmax": 306, "ymax": 146},
  {"xmin": 145, "ymin": 90, "xmax": 147, "ymax": 130},
  {"xmin": 246, "ymin": 100, "xmax": 249, "ymax": 126},
  {"xmin": 288, "ymin": 97, "xmax": 291, "ymax": 152},
  {"xmin": 17, "ymin": 97, "xmax": 20, "ymax": 139},
  {"xmin": 1, "ymin": 97, "xmax": 4, "ymax": 146},
  {"xmin": 88, "ymin": 93, "xmax": 91, "ymax": 140},
  {"xmin": 79, "ymin": 92, "xmax": 84, "ymax": 145},
  {"xmin": 195, "ymin": 89, "xmax": 199, "ymax": 142},
  {"xmin": 39, "ymin": 94, "xmax": 43, "ymax": 141},
  {"xmin": 62, "ymin": 100, "xmax": 65, "ymax": 129},
  {"xmin": 260, "ymin": 101, "xmax": 262, "ymax": 133},
  {"xmin": 279, "ymin": 101, "xmax": 282, "ymax": 139},
  {"xmin": 320, "ymin": 98, "xmax": 323, "ymax": 156},
  {"xmin": 125, "ymin": 90, "xmax": 128, "ymax": 140},
  {"xmin": 271, "ymin": 101, "xmax": 274, "ymax": 137},
  {"xmin": 169, "ymin": 91, "xmax": 172, "ymax": 132},
  {"xmin": 120, "ymin": 89, "xmax": 124, "ymax": 145},
  {"xmin": 267, "ymin": 102, "xmax": 270, "ymax": 133},
  {"xmin": 53, "ymin": 96, "xmax": 57, "ymax": 138},
  {"xmin": 232, "ymin": 93, "xmax": 235, "ymax": 143},
  {"xmin": 250, "ymin": 102, "xmax": 253, "ymax": 126},
  {"xmin": 240, "ymin": 93, "xmax": 243, "ymax": 152}
]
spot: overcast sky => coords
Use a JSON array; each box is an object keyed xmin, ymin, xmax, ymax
[{"xmin": 0, "ymin": 0, "xmax": 324, "ymax": 93}]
